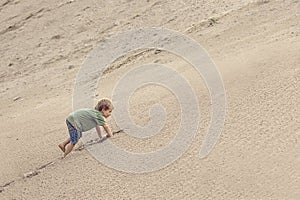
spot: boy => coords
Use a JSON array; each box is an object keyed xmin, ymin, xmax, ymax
[{"xmin": 58, "ymin": 98, "xmax": 114, "ymax": 157}]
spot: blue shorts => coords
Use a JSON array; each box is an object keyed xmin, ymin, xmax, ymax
[{"xmin": 66, "ymin": 120, "xmax": 82, "ymax": 144}]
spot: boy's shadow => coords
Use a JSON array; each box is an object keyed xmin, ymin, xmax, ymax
[{"xmin": 76, "ymin": 129, "xmax": 123, "ymax": 151}]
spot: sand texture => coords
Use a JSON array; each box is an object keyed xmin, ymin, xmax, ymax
[{"xmin": 0, "ymin": 0, "xmax": 299, "ymax": 199}]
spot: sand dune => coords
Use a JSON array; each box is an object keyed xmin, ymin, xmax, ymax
[{"xmin": 0, "ymin": 0, "xmax": 299, "ymax": 199}]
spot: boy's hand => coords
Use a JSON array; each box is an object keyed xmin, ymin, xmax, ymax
[
  {"xmin": 103, "ymin": 125, "xmax": 113, "ymax": 138},
  {"xmin": 95, "ymin": 126, "xmax": 103, "ymax": 138}
]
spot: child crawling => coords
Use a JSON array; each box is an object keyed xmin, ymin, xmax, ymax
[{"xmin": 58, "ymin": 98, "xmax": 114, "ymax": 157}]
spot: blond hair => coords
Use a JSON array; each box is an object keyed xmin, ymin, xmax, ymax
[{"xmin": 95, "ymin": 98, "xmax": 114, "ymax": 111}]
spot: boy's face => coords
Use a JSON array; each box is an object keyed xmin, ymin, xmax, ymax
[{"xmin": 102, "ymin": 108, "xmax": 113, "ymax": 118}]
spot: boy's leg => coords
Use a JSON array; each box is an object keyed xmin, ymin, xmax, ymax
[
  {"xmin": 64, "ymin": 143, "xmax": 75, "ymax": 157},
  {"xmin": 58, "ymin": 138, "xmax": 70, "ymax": 152},
  {"xmin": 63, "ymin": 135, "xmax": 79, "ymax": 157},
  {"xmin": 62, "ymin": 121, "xmax": 81, "ymax": 157}
]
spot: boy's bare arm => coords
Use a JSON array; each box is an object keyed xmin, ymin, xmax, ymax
[
  {"xmin": 103, "ymin": 125, "xmax": 113, "ymax": 137},
  {"xmin": 95, "ymin": 126, "xmax": 103, "ymax": 138}
]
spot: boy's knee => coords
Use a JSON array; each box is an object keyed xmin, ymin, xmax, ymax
[{"xmin": 70, "ymin": 143, "xmax": 76, "ymax": 147}]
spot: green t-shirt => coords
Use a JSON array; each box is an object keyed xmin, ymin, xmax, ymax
[{"xmin": 67, "ymin": 109, "xmax": 107, "ymax": 132}]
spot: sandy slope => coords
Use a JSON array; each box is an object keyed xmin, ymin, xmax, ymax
[{"xmin": 0, "ymin": 0, "xmax": 299, "ymax": 199}]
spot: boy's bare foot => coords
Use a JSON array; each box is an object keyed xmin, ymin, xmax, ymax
[{"xmin": 58, "ymin": 144, "xmax": 65, "ymax": 153}]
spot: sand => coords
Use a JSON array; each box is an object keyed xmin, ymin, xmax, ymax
[{"xmin": 0, "ymin": 0, "xmax": 299, "ymax": 199}]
